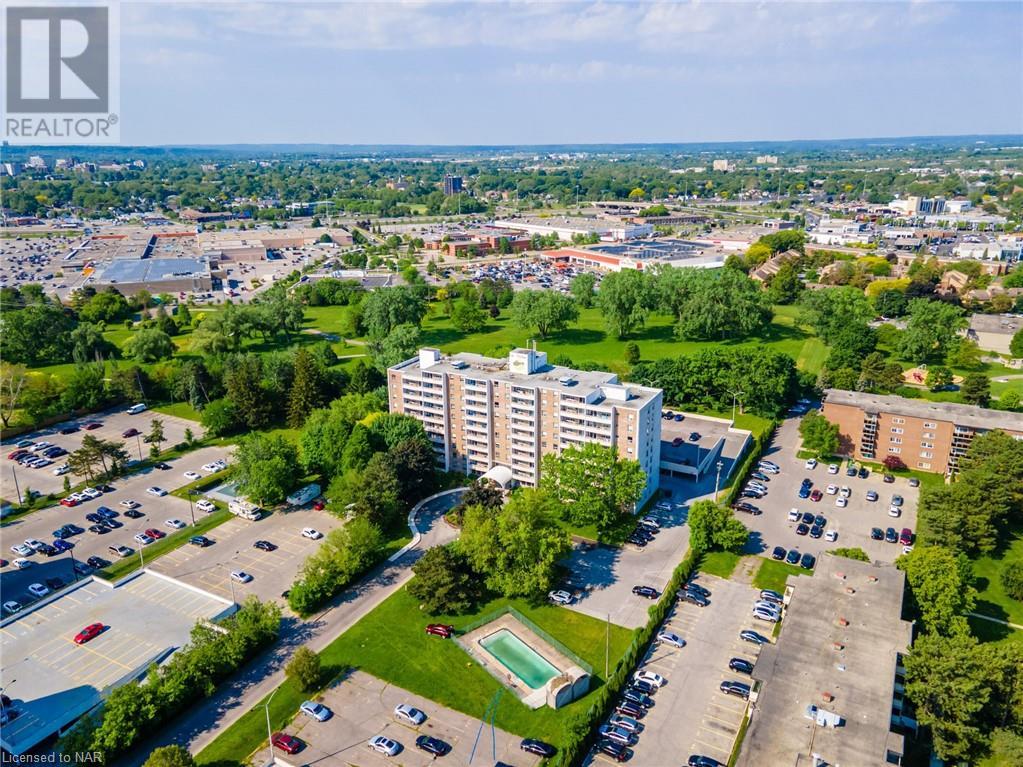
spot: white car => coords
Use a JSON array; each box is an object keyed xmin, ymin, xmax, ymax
[
  {"xmin": 183, "ymin": 471, "xmax": 201, "ymax": 481},
  {"xmin": 27, "ymin": 583, "xmax": 50, "ymax": 598},
  {"xmin": 165, "ymin": 518, "xmax": 186, "ymax": 530},
  {"xmin": 836, "ymin": 497, "xmax": 848, "ymax": 508},
  {"xmin": 787, "ymin": 508, "xmax": 800, "ymax": 522},
  {"xmin": 804, "ymin": 458, "xmax": 818, "ymax": 470},
  {"xmin": 300, "ymin": 700, "xmax": 331, "ymax": 721},
  {"xmin": 230, "ymin": 570, "xmax": 252, "ymax": 583},
  {"xmin": 120, "ymin": 499, "xmax": 140, "ymax": 509},
  {"xmin": 24, "ymin": 538, "xmax": 46, "ymax": 552},
  {"xmin": 753, "ymin": 600, "xmax": 782, "ymax": 615},
  {"xmin": 53, "ymin": 464, "xmax": 71, "ymax": 476},
  {"xmin": 634, "ymin": 670, "xmax": 666, "ymax": 688},
  {"xmin": 548, "ymin": 590, "xmax": 573, "ymax": 605},
  {"xmin": 825, "ymin": 484, "xmax": 838, "ymax": 495},
  {"xmin": 393, "ymin": 703, "xmax": 426, "ymax": 726},
  {"xmin": 2, "ymin": 601, "xmax": 21, "ymax": 614},
  {"xmin": 759, "ymin": 460, "xmax": 780, "ymax": 472},
  {"xmin": 657, "ymin": 631, "xmax": 686, "ymax": 649},
  {"xmin": 825, "ymin": 530, "xmax": 838, "ymax": 542},
  {"xmin": 752, "ymin": 608, "xmax": 781, "ymax": 623},
  {"xmin": 202, "ymin": 462, "xmax": 226, "ymax": 473},
  {"xmin": 827, "ymin": 463, "xmax": 839, "ymax": 474},
  {"xmin": 368, "ymin": 736, "xmax": 402, "ymax": 756},
  {"xmin": 134, "ymin": 533, "xmax": 154, "ymax": 545},
  {"xmin": 902, "ymin": 545, "xmax": 914, "ymax": 555},
  {"xmin": 888, "ymin": 507, "xmax": 902, "ymax": 518},
  {"xmin": 839, "ymin": 486, "xmax": 851, "ymax": 498},
  {"xmin": 12, "ymin": 558, "xmax": 32, "ymax": 569},
  {"xmin": 301, "ymin": 527, "xmax": 323, "ymax": 540},
  {"xmin": 196, "ymin": 499, "xmax": 216, "ymax": 513},
  {"xmin": 10, "ymin": 543, "xmax": 33, "ymax": 557},
  {"xmin": 146, "ymin": 487, "xmax": 167, "ymax": 497},
  {"xmin": 639, "ymin": 516, "xmax": 661, "ymax": 530},
  {"xmin": 757, "ymin": 464, "xmax": 780, "ymax": 475},
  {"xmin": 81, "ymin": 487, "xmax": 102, "ymax": 499}
]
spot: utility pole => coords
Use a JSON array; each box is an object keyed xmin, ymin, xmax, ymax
[
  {"xmin": 715, "ymin": 460, "xmax": 724, "ymax": 502},
  {"xmin": 605, "ymin": 613, "xmax": 611, "ymax": 679},
  {"xmin": 11, "ymin": 466, "xmax": 22, "ymax": 506},
  {"xmin": 266, "ymin": 687, "xmax": 280, "ymax": 760}
]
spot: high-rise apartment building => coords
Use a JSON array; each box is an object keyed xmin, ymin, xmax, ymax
[
  {"xmin": 388, "ymin": 347, "xmax": 663, "ymax": 504},
  {"xmin": 443, "ymin": 174, "xmax": 463, "ymax": 195},
  {"xmin": 822, "ymin": 389, "xmax": 1023, "ymax": 475}
]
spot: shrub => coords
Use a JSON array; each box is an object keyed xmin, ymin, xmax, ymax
[
  {"xmin": 1001, "ymin": 562, "xmax": 1023, "ymax": 601},
  {"xmin": 285, "ymin": 646, "xmax": 323, "ymax": 692}
]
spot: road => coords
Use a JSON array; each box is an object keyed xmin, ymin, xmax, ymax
[{"xmin": 120, "ymin": 491, "xmax": 463, "ymax": 766}]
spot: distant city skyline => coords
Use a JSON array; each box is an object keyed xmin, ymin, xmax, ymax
[{"xmin": 113, "ymin": 1, "xmax": 1021, "ymax": 145}]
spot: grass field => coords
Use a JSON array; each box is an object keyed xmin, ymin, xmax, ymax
[
  {"xmin": 752, "ymin": 558, "xmax": 809, "ymax": 593},
  {"xmin": 971, "ymin": 522, "xmax": 1023, "ymax": 628},
  {"xmin": 197, "ymin": 586, "xmax": 636, "ymax": 765},
  {"xmin": 700, "ymin": 550, "xmax": 741, "ymax": 579}
]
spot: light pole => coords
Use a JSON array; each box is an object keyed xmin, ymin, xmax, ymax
[
  {"xmin": 134, "ymin": 433, "xmax": 143, "ymax": 461},
  {"xmin": 715, "ymin": 460, "xmax": 724, "ymax": 502},
  {"xmin": 138, "ymin": 543, "xmax": 145, "ymax": 571},
  {"xmin": 728, "ymin": 389, "xmax": 744, "ymax": 424},
  {"xmin": 187, "ymin": 490, "xmax": 197, "ymax": 527},
  {"xmin": 265, "ymin": 687, "xmax": 280, "ymax": 760}
]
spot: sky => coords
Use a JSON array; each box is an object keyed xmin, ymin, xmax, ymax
[{"xmin": 117, "ymin": 1, "xmax": 1023, "ymax": 145}]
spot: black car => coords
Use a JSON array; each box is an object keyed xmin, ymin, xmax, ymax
[
  {"xmin": 38, "ymin": 544, "xmax": 58, "ymax": 557},
  {"xmin": 688, "ymin": 757, "xmax": 722, "ymax": 767},
  {"xmin": 614, "ymin": 701, "xmax": 645, "ymax": 719},
  {"xmin": 749, "ymin": 472, "xmax": 771, "ymax": 483},
  {"xmin": 189, "ymin": 535, "xmax": 213, "ymax": 547},
  {"xmin": 814, "ymin": 515, "xmax": 826, "ymax": 528},
  {"xmin": 809, "ymin": 525, "xmax": 823, "ymax": 539},
  {"xmin": 85, "ymin": 513, "xmax": 102, "ymax": 523},
  {"xmin": 59, "ymin": 426, "xmax": 80, "ymax": 434},
  {"xmin": 86, "ymin": 556, "xmax": 109, "ymax": 568},
  {"xmin": 739, "ymin": 490, "xmax": 766, "ymax": 500},
  {"xmin": 629, "ymin": 680, "xmax": 656, "ymax": 696},
  {"xmin": 626, "ymin": 536, "xmax": 648, "ymax": 548},
  {"xmin": 739, "ymin": 630, "xmax": 769, "ymax": 645},
  {"xmin": 908, "ymin": 477, "xmax": 920, "ymax": 487},
  {"xmin": 686, "ymin": 582, "xmax": 711, "ymax": 597},
  {"xmin": 883, "ymin": 474, "xmax": 895, "ymax": 483},
  {"xmin": 795, "ymin": 523, "xmax": 809, "ymax": 536},
  {"xmin": 632, "ymin": 585, "xmax": 658, "ymax": 599},
  {"xmin": 845, "ymin": 465, "xmax": 857, "ymax": 477},
  {"xmin": 254, "ymin": 540, "xmax": 277, "ymax": 552},
  {"xmin": 733, "ymin": 503, "xmax": 762, "ymax": 516},
  {"xmin": 679, "ymin": 591, "xmax": 709, "ymax": 607},
  {"xmin": 621, "ymin": 689, "xmax": 653, "ymax": 708},
  {"xmin": 719, "ymin": 681, "xmax": 751, "ymax": 699},
  {"xmin": 689, "ymin": 432, "xmax": 700, "ymax": 441},
  {"xmin": 596, "ymin": 739, "xmax": 629, "ymax": 762},
  {"xmin": 771, "ymin": 546, "xmax": 786, "ymax": 561},
  {"xmin": 88, "ymin": 524, "xmax": 109, "ymax": 534},
  {"xmin": 520, "ymin": 739, "xmax": 555, "ymax": 757},
  {"xmin": 154, "ymin": 462, "xmax": 171, "ymax": 470},
  {"xmin": 728, "ymin": 658, "xmax": 754, "ymax": 675},
  {"xmin": 800, "ymin": 553, "xmax": 816, "ymax": 570},
  {"xmin": 416, "ymin": 736, "xmax": 450, "ymax": 757},
  {"xmin": 124, "ymin": 509, "xmax": 144, "ymax": 519},
  {"xmin": 100, "ymin": 519, "xmax": 122, "ymax": 529},
  {"xmin": 800, "ymin": 477, "xmax": 813, "ymax": 488},
  {"xmin": 96, "ymin": 484, "xmax": 115, "ymax": 493},
  {"xmin": 801, "ymin": 512, "xmax": 815, "ymax": 525},
  {"xmin": 871, "ymin": 527, "xmax": 884, "ymax": 541},
  {"xmin": 785, "ymin": 549, "xmax": 801, "ymax": 565},
  {"xmin": 885, "ymin": 527, "xmax": 898, "ymax": 543},
  {"xmin": 858, "ymin": 467, "xmax": 869, "ymax": 479},
  {"xmin": 45, "ymin": 577, "xmax": 66, "ymax": 590}
]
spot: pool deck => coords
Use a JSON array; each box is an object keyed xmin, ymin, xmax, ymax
[{"xmin": 458, "ymin": 614, "xmax": 577, "ymax": 709}]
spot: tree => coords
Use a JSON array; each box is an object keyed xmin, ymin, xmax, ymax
[
  {"xmin": 1011, "ymin": 328, "xmax": 1023, "ymax": 358},
  {"xmin": 71, "ymin": 322, "xmax": 117, "ymax": 363},
  {"xmin": 898, "ymin": 299, "xmax": 966, "ymax": 363},
  {"xmin": 1001, "ymin": 561, "xmax": 1023, "ymax": 601},
  {"xmin": 62, "ymin": 363, "xmax": 108, "ymax": 412},
  {"xmin": 409, "ymin": 545, "xmax": 479, "ymax": 614},
  {"xmin": 200, "ymin": 398, "xmax": 240, "ymax": 437},
  {"xmin": 595, "ymin": 269, "xmax": 656, "ymax": 338},
  {"xmin": 570, "ymin": 272, "xmax": 597, "ymax": 308},
  {"xmin": 143, "ymin": 745, "xmax": 195, "ymax": 767},
  {"xmin": 540, "ymin": 442, "xmax": 646, "ymax": 535},
  {"xmin": 946, "ymin": 338, "xmax": 982, "ymax": 369},
  {"xmin": 960, "ymin": 373, "xmax": 990, "ymax": 406},
  {"xmin": 672, "ymin": 268, "xmax": 770, "ymax": 341},
  {"xmin": 224, "ymin": 355, "xmax": 273, "ymax": 429},
  {"xmin": 123, "ymin": 328, "xmax": 175, "ymax": 363},
  {"xmin": 361, "ymin": 287, "xmax": 426, "ymax": 340},
  {"xmin": 686, "ymin": 500, "xmax": 749, "ymax": 553},
  {"xmin": 798, "ymin": 411, "xmax": 839, "ymax": 458},
  {"xmin": 624, "ymin": 342, "xmax": 640, "ymax": 365},
  {"xmin": 340, "ymin": 424, "xmax": 374, "ymax": 472},
  {"xmin": 234, "ymin": 432, "xmax": 301, "ymax": 505},
  {"xmin": 287, "ymin": 348, "xmax": 328, "ymax": 428},
  {"xmin": 0, "ymin": 363, "xmax": 28, "ymax": 428},
  {"xmin": 897, "ymin": 546, "xmax": 976, "ymax": 636},
  {"xmin": 0, "ymin": 302, "xmax": 76, "ymax": 365},
  {"xmin": 147, "ymin": 418, "xmax": 166, "ymax": 457},
  {"xmin": 373, "ymin": 322, "xmax": 421, "ymax": 371},
  {"xmin": 508, "ymin": 289, "xmax": 579, "ymax": 338},
  {"xmin": 328, "ymin": 453, "xmax": 403, "ymax": 528},
  {"xmin": 459, "ymin": 489, "xmax": 571, "ymax": 598},
  {"xmin": 926, "ymin": 365, "xmax": 953, "ymax": 391},
  {"xmin": 450, "ymin": 298, "xmax": 487, "ymax": 333},
  {"xmin": 765, "ymin": 261, "xmax": 803, "ymax": 304},
  {"xmin": 797, "ymin": 287, "xmax": 874, "ymax": 343},
  {"xmin": 387, "ymin": 438, "xmax": 436, "ymax": 501},
  {"xmin": 450, "ymin": 478, "xmax": 504, "ymax": 524},
  {"xmin": 285, "ymin": 646, "xmax": 322, "ymax": 692}
]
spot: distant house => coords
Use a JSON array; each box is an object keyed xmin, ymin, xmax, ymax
[
  {"xmin": 965, "ymin": 314, "xmax": 1023, "ymax": 356},
  {"xmin": 751, "ymin": 249, "xmax": 800, "ymax": 283},
  {"xmin": 938, "ymin": 269, "xmax": 970, "ymax": 295}
]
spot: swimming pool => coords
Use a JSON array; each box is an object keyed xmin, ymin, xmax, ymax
[{"xmin": 479, "ymin": 629, "xmax": 560, "ymax": 689}]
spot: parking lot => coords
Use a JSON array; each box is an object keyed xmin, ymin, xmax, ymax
[
  {"xmin": 736, "ymin": 417, "xmax": 920, "ymax": 565},
  {"xmin": 2, "ymin": 406, "xmax": 205, "ymax": 498},
  {"xmin": 254, "ymin": 670, "xmax": 540, "ymax": 767},
  {"xmin": 1, "ymin": 445, "xmax": 232, "ymax": 609},
  {"xmin": 149, "ymin": 505, "xmax": 345, "ymax": 604},
  {"xmin": 584, "ymin": 575, "xmax": 761, "ymax": 767}
]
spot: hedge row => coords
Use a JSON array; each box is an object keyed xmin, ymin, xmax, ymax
[
  {"xmin": 551, "ymin": 546, "xmax": 705, "ymax": 767},
  {"xmin": 721, "ymin": 420, "xmax": 780, "ymax": 508}
]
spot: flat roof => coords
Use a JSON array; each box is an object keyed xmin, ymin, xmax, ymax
[
  {"xmin": 738, "ymin": 555, "xmax": 911, "ymax": 767},
  {"xmin": 823, "ymin": 388, "xmax": 1023, "ymax": 433},
  {"xmin": 392, "ymin": 350, "xmax": 661, "ymax": 411},
  {"xmin": 968, "ymin": 313, "xmax": 1023, "ymax": 336},
  {"xmin": 0, "ymin": 571, "xmax": 233, "ymax": 755},
  {"xmin": 97, "ymin": 256, "xmax": 211, "ymax": 284}
]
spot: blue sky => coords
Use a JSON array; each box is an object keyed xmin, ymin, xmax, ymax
[{"xmin": 120, "ymin": 1, "xmax": 1023, "ymax": 145}]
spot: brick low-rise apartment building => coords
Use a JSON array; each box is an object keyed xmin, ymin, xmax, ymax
[
  {"xmin": 388, "ymin": 347, "xmax": 663, "ymax": 504},
  {"xmin": 822, "ymin": 389, "xmax": 1023, "ymax": 475}
]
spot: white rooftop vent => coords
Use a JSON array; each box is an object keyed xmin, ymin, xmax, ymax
[
  {"xmin": 419, "ymin": 348, "xmax": 442, "ymax": 369},
  {"xmin": 451, "ymin": 360, "xmax": 469, "ymax": 370},
  {"xmin": 558, "ymin": 376, "xmax": 576, "ymax": 386}
]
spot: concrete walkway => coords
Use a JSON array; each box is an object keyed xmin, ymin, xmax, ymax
[{"xmin": 968, "ymin": 611, "xmax": 1023, "ymax": 630}]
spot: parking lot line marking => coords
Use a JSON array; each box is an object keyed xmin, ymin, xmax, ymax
[{"xmin": 692, "ymin": 740, "xmax": 731, "ymax": 758}]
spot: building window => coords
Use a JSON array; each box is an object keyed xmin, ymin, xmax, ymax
[
  {"xmin": 923, "ymin": 432, "xmax": 935, "ymax": 439},
  {"xmin": 893, "ymin": 417, "xmax": 905, "ymax": 424},
  {"xmin": 888, "ymin": 447, "xmax": 902, "ymax": 454},
  {"xmin": 920, "ymin": 451, "xmax": 933, "ymax": 458},
  {"xmin": 890, "ymin": 437, "xmax": 902, "ymax": 445},
  {"xmin": 918, "ymin": 462, "xmax": 931, "ymax": 469},
  {"xmin": 921, "ymin": 442, "xmax": 933, "ymax": 449},
  {"xmin": 924, "ymin": 422, "xmax": 937, "ymax": 429},
  {"xmin": 890, "ymin": 427, "xmax": 903, "ymax": 434}
]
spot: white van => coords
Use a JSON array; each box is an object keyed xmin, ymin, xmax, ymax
[{"xmin": 126, "ymin": 403, "xmax": 147, "ymax": 415}]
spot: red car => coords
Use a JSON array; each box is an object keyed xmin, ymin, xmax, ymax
[
  {"xmin": 425, "ymin": 623, "xmax": 454, "ymax": 639},
  {"xmin": 74, "ymin": 623, "xmax": 104, "ymax": 644},
  {"xmin": 84, "ymin": 422, "xmax": 103, "ymax": 430},
  {"xmin": 271, "ymin": 732, "xmax": 303, "ymax": 755},
  {"xmin": 144, "ymin": 528, "xmax": 166, "ymax": 539},
  {"xmin": 60, "ymin": 498, "xmax": 80, "ymax": 508},
  {"xmin": 122, "ymin": 428, "xmax": 140, "ymax": 438},
  {"xmin": 809, "ymin": 489, "xmax": 823, "ymax": 502},
  {"xmin": 312, "ymin": 500, "xmax": 325, "ymax": 511}
]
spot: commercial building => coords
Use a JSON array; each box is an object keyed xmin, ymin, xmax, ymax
[
  {"xmin": 739, "ymin": 554, "xmax": 913, "ymax": 767},
  {"xmin": 964, "ymin": 313, "xmax": 1023, "ymax": 356},
  {"xmin": 93, "ymin": 256, "xmax": 214, "ymax": 295},
  {"xmin": 492, "ymin": 217, "xmax": 653, "ymax": 242},
  {"xmin": 388, "ymin": 347, "xmax": 662, "ymax": 505},
  {"xmin": 821, "ymin": 389, "xmax": 1023, "ymax": 475},
  {"xmin": 543, "ymin": 239, "xmax": 724, "ymax": 272},
  {"xmin": 808, "ymin": 218, "xmax": 873, "ymax": 246}
]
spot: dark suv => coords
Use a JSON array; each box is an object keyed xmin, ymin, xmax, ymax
[{"xmin": 719, "ymin": 681, "xmax": 751, "ymax": 699}]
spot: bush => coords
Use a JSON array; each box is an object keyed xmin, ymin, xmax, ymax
[
  {"xmin": 831, "ymin": 547, "xmax": 871, "ymax": 562},
  {"xmin": 1001, "ymin": 562, "xmax": 1023, "ymax": 601},
  {"xmin": 883, "ymin": 455, "xmax": 907, "ymax": 471},
  {"xmin": 285, "ymin": 646, "xmax": 323, "ymax": 692}
]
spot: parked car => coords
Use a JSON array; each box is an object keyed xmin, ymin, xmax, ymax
[
  {"xmin": 657, "ymin": 631, "xmax": 686, "ymax": 648},
  {"xmin": 614, "ymin": 701, "xmax": 645, "ymax": 719},
  {"xmin": 729, "ymin": 658, "xmax": 754, "ymax": 675},
  {"xmin": 827, "ymin": 464, "xmax": 839, "ymax": 474},
  {"xmin": 621, "ymin": 689, "xmax": 653, "ymax": 708},
  {"xmin": 800, "ymin": 553, "xmax": 817, "ymax": 569},
  {"xmin": 74, "ymin": 623, "xmax": 104, "ymax": 644},
  {"xmin": 804, "ymin": 458, "xmax": 818, "ymax": 470},
  {"xmin": 368, "ymin": 736, "xmax": 402, "ymax": 757},
  {"xmin": 719, "ymin": 681, "xmax": 751, "ymax": 699},
  {"xmin": 810, "ymin": 489, "xmax": 823, "ymax": 502},
  {"xmin": 301, "ymin": 527, "xmax": 323, "ymax": 540},
  {"xmin": 597, "ymin": 725, "xmax": 635, "ymax": 746},
  {"xmin": 28, "ymin": 583, "xmax": 50, "ymax": 598},
  {"xmin": 740, "ymin": 630, "xmax": 769, "ymax": 645},
  {"xmin": 165, "ymin": 518, "xmax": 186, "ymax": 530},
  {"xmin": 634, "ymin": 670, "xmax": 666, "ymax": 688},
  {"xmin": 425, "ymin": 623, "xmax": 454, "ymax": 639},
  {"xmin": 785, "ymin": 549, "xmax": 801, "ymax": 565},
  {"xmin": 520, "ymin": 739, "xmax": 556, "ymax": 757},
  {"xmin": 299, "ymin": 701, "xmax": 332, "ymax": 721},
  {"xmin": 415, "ymin": 736, "xmax": 450, "ymax": 757},
  {"xmin": 253, "ymin": 540, "xmax": 277, "ymax": 552},
  {"xmin": 146, "ymin": 487, "xmax": 167, "ymax": 497},
  {"xmin": 899, "ymin": 528, "xmax": 914, "ymax": 546},
  {"xmin": 632, "ymin": 585, "xmax": 658, "ymax": 599},
  {"xmin": 771, "ymin": 546, "xmax": 786, "ymax": 560},
  {"xmin": 230, "ymin": 570, "xmax": 253, "ymax": 583},
  {"xmin": 189, "ymin": 535, "xmax": 213, "ymax": 547},
  {"xmin": 596, "ymin": 739, "xmax": 629, "ymax": 762},
  {"xmin": 108, "ymin": 545, "xmax": 133, "ymax": 558},
  {"xmin": 866, "ymin": 490, "xmax": 879, "ymax": 502},
  {"xmin": 196, "ymin": 499, "xmax": 216, "ymax": 513},
  {"xmin": 679, "ymin": 591, "xmax": 709, "ymax": 607},
  {"xmin": 548, "ymin": 590, "xmax": 573, "ymax": 605},
  {"xmin": 394, "ymin": 703, "xmax": 427, "ymax": 725},
  {"xmin": 688, "ymin": 757, "xmax": 722, "ymax": 767},
  {"xmin": 270, "ymin": 733, "xmax": 303, "ymax": 755}
]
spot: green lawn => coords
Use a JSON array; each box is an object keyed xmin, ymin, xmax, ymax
[
  {"xmin": 752, "ymin": 558, "xmax": 810, "ymax": 593},
  {"xmin": 700, "ymin": 550, "xmax": 741, "ymax": 580},
  {"xmin": 152, "ymin": 401, "xmax": 202, "ymax": 421},
  {"xmin": 970, "ymin": 521, "xmax": 1023, "ymax": 627},
  {"xmin": 198, "ymin": 587, "xmax": 636, "ymax": 765}
]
